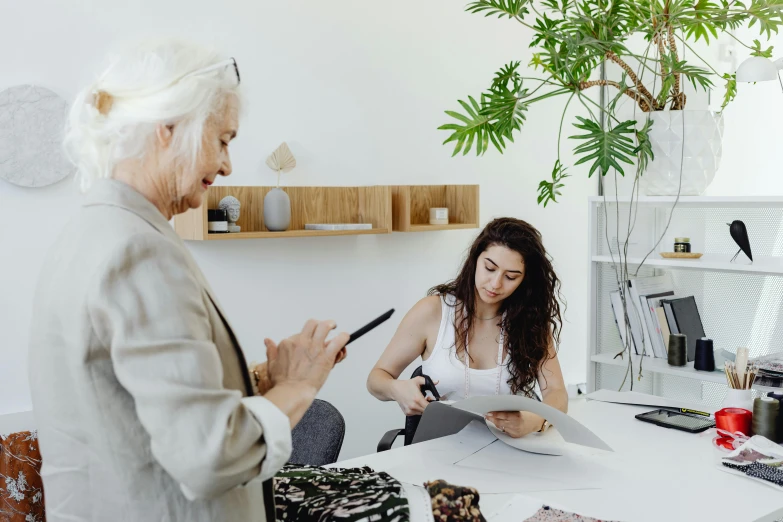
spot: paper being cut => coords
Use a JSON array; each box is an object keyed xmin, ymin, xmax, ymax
[{"xmin": 453, "ymin": 395, "xmax": 613, "ymax": 452}]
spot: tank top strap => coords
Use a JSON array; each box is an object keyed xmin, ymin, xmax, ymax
[{"xmin": 431, "ymin": 294, "xmax": 455, "ymax": 357}]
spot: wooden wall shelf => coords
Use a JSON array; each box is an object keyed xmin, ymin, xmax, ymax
[
  {"xmin": 391, "ymin": 185, "xmax": 480, "ymax": 232},
  {"xmin": 174, "ymin": 185, "xmax": 392, "ymax": 240}
]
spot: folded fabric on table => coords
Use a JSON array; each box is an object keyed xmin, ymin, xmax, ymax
[
  {"xmin": 274, "ymin": 465, "xmax": 409, "ymax": 522},
  {"xmin": 274, "ymin": 465, "xmax": 491, "ymax": 522},
  {"xmin": 718, "ymin": 435, "xmax": 783, "ymax": 491}
]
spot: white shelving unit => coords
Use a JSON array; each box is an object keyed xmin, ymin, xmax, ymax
[{"xmin": 587, "ymin": 195, "xmax": 783, "ymax": 406}]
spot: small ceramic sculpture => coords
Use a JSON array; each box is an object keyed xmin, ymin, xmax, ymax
[{"xmin": 218, "ymin": 195, "xmax": 241, "ymax": 233}]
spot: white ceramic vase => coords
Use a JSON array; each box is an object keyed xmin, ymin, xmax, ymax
[
  {"xmin": 263, "ymin": 188, "xmax": 291, "ymax": 232},
  {"xmin": 720, "ymin": 389, "xmax": 753, "ymax": 413},
  {"xmin": 642, "ymin": 110, "xmax": 724, "ymax": 196}
]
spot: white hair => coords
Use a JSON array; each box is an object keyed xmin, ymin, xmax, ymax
[{"xmin": 64, "ymin": 38, "xmax": 241, "ymax": 192}]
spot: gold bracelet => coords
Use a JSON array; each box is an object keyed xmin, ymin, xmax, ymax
[{"xmin": 249, "ymin": 363, "xmax": 261, "ymax": 395}]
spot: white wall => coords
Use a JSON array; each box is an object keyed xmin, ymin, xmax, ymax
[
  {"xmin": 0, "ymin": 0, "xmax": 595, "ymax": 458},
  {"xmin": 708, "ymin": 30, "xmax": 783, "ymax": 195}
]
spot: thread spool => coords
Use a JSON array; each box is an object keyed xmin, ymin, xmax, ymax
[
  {"xmin": 668, "ymin": 334, "xmax": 687, "ymax": 367},
  {"xmin": 694, "ymin": 337, "xmax": 715, "ymax": 372},
  {"xmin": 715, "ymin": 407, "xmax": 753, "ymax": 436},
  {"xmin": 752, "ymin": 397, "xmax": 780, "ymax": 442},
  {"xmin": 766, "ymin": 392, "xmax": 783, "ymax": 443},
  {"xmin": 768, "ymin": 391, "xmax": 783, "ymax": 402}
]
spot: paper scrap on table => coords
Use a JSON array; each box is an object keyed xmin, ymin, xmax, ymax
[
  {"xmin": 586, "ymin": 389, "xmax": 717, "ymax": 414},
  {"xmin": 454, "ymin": 436, "xmax": 625, "ymax": 490},
  {"xmin": 481, "ymin": 494, "xmax": 544, "ymax": 521},
  {"xmin": 384, "ymin": 457, "xmax": 597, "ymax": 494},
  {"xmin": 383, "ymin": 423, "xmax": 599, "ymax": 494},
  {"xmin": 453, "ymin": 395, "xmax": 613, "ymax": 452}
]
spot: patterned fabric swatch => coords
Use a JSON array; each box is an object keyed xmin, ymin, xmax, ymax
[
  {"xmin": 274, "ymin": 465, "xmax": 409, "ymax": 522},
  {"xmin": 0, "ymin": 431, "xmax": 46, "ymax": 522},
  {"xmin": 523, "ymin": 505, "xmax": 621, "ymax": 522},
  {"xmin": 424, "ymin": 480, "xmax": 486, "ymax": 522},
  {"xmin": 723, "ymin": 461, "xmax": 783, "ymax": 487}
]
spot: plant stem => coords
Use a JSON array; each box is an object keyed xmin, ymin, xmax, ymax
[
  {"xmin": 525, "ymin": 88, "xmax": 573, "ymax": 104},
  {"xmin": 668, "ymin": 25, "xmax": 685, "ymax": 109},
  {"xmin": 556, "ymin": 92, "xmax": 577, "ymax": 165},
  {"xmin": 605, "ymin": 52, "xmax": 656, "ymax": 111},
  {"xmin": 579, "ymin": 79, "xmax": 652, "ymax": 112},
  {"xmin": 277, "ymin": 171, "xmax": 280, "ymax": 189}
]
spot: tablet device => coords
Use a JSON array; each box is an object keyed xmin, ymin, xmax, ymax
[{"xmin": 635, "ymin": 409, "xmax": 715, "ymax": 433}]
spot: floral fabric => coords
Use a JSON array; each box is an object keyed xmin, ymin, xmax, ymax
[
  {"xmin": 424, "ymin": 480, "xmax": 485, "ymax": 522},
  {"xmin": 0, "ymin": 431, "xmax": 45, "ymax": 522},
  {"xmin": 523, "ymin": 506, "xmax": 620, "ymax": 522}
]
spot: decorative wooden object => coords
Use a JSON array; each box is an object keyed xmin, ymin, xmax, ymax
[
  {"xmin": 391, "ymin": 185, "xmax": 480, "ymax": 232},
  {"xmin": 659, "ymin": 252, "xmax": 704, "ymax": 259},
  {"xmin": 174, "ymin": 185, "xmax": 392, "ymax": 240}
]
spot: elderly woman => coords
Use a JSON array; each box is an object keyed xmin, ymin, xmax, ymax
[{"xmin": 28, "ymin": 40, "xmax": 349, "ymax": 521}]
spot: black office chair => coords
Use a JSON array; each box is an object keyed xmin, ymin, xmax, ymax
[
  {"xmin": 289, "ymin": 399, "xmax": 346, "ymax": 466},
  {"xmin": 377, "ymin": 366, "xmax": 426, "ymax": 452}
]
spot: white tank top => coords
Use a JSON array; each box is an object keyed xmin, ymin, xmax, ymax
[{"xmin": 422, "ymin": 295, "xmax": 514, "ymax": 401}]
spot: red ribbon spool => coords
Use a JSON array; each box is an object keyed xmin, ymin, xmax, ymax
[{"xmin": 714, "ymin": 408, "xmax": 752, "ymax": 436}]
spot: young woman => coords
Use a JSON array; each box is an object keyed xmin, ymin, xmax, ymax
[{"xmin": 367, "ymin": 217, "xmax": 568, "ymax": 438}]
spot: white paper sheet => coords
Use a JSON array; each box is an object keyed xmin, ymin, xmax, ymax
[
  {"xmin": 454, "ymin": 437, "xmax": 625, "ymax": 490},
  {"xmin": 452, "ymin": 395, "xmax": 613, "ymax": 452},
  {"xmin": 381, "ymin": 422, "xmax": 600, "ymax": 494},
  {"xmin": 482, "ymin": 494, "xmax": 544, "ymax": 521},
  {"xmin": 384, "ymin": 457, "xmax": 597, "ymax": 494},
  {"xmin": 586, "ymin": 389, "xmax": 717, "ymax": 414}
]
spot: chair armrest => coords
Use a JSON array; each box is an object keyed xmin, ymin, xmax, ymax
[{"xmin": 377, "ymin": 429, "xmax": 405, "ymax": 452}]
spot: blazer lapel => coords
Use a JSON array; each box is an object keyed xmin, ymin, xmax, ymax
[{"xmin": 83, "ymin": 180, "xmax": 253, "ymax": 396}]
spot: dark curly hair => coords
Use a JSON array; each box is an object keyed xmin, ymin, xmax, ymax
[{"xmin": 428, "ymin": 217, "xmax": 564, "ymax": 396}]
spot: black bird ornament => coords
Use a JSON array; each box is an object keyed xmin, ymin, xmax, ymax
[{"xmin": 728, "ymin": 220, "xmax": 753, "ymax": 263}]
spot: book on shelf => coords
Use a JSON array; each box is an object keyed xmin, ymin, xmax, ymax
[
  {"xmin": 609, "ymin": 274, "xmax": 707, "ymax": 361},
  {"xmin": 654, "ymin": 306, "xmax": 671, "ymax": 353},
  {"xmin": 661, "ymin": 296, "xmax": 706, "ymax": 362},
  {"xmin": 627, "ymin": 274, "xmax": 674, "ymax": 359}
]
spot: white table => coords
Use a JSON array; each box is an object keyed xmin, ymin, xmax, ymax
[{"xmin": 335, "ymin": 399, "xmax": 783, "ymax": 522}]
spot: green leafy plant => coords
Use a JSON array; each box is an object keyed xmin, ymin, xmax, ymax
[{"xmin": 440, "ymin": 0, "xmax": 783, "ymax": 202}]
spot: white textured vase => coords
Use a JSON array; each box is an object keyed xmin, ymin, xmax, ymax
[
  {"xmin": 642, "ymin": 110, "xmax": 724, "ymax": 196},
  {"xmin": 720, "ymin": 389, "xmax": 753, "ymax": 413},
  {"xmin": 263, "ymin": 188, "xmax": 291, "ymax": 232}
]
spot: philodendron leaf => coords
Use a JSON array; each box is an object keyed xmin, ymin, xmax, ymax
[
  {"xmin": 721, "ymin": 73, "xmax": 737, "ymax": 111},
  {"xmin": 634, "ymin": 118, "xmax": 655, "ymax": 175},
  {"xmin": 750, "ymin": 38, "xmax": 775, "ymax": 57},
  {"xmin": 466, "ymin": 0, "xmax": 530, "ymax": 19},
  {"xmin": 438, "ymin": 96, "xmax": 497, "ymax": 156},
  {"xmin": 537, "ymin": 159, "xmax": 570, "ymax": 207},
  {"xmin": 569, "ymin": 117, "xmax": 637, "ymax": 177}
]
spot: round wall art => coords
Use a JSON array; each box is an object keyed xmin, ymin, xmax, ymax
[{"xmin": 0, "ymin": 84, "xmax": 74, "ymax": 187}]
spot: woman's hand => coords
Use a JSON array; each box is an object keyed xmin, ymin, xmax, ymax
[
  {"xmin": 390, "ymin": 377, "xmax": 437, "ymax": 416},
  {"xmin": 264, "ymin": 319, "xmax": 350, "ymax": 395},
  {"xmin": 485, "ymin": 411, "xmax": 545, "ymax": 439},
  {"xmin": 251, "ymin": 362, "xmax": 273, "ymax": 395}
]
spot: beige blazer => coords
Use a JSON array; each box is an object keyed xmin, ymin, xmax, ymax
[{"xmin": 28, "ymin": 179, "xmax": 291, "ymax": 522}]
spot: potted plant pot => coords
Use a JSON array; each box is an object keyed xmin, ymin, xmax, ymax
[{"xmin": 642, "ymin": 110, "xmax": 724, "ymax": 196}]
